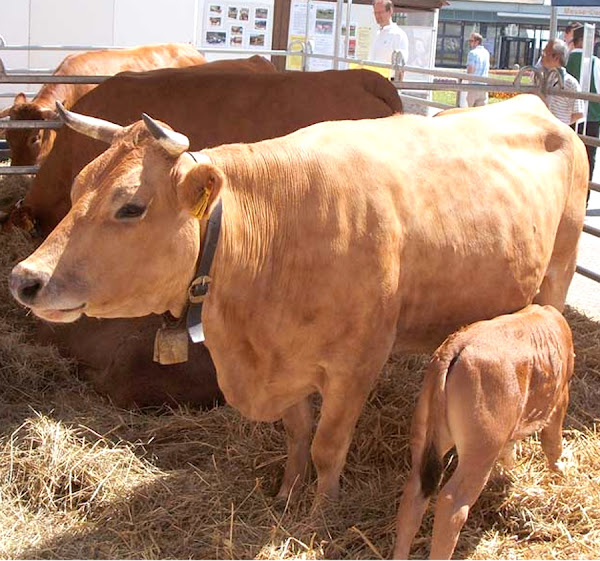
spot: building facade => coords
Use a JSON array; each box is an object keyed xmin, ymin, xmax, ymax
[{"xmin": 436, "ymin": 1, "xmax": 600, "ymax": 68}]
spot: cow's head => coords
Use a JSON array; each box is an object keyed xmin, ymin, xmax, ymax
[
  {"xmin": 2, "ymin": 93, "xmax": 58, "ymax": 166},
  {"xmin": 9, "ymin": 103, "xmax": 224, "ymax": 322}
]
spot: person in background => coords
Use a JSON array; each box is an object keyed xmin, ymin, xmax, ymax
[
  {"xmin": 563, "ymin": 22, "xmax": 583, "ymax": 51},
  {"xmin": 534, "ymin": 23, "xmax": 580, "ymax": 69},
  {"xmin": 466, "ymin": 32, "xmax": 490, "ymax": 107},
  {"xmin": 541, "ymin": 39, "xmax": 584, "ymax": 126},
  {"xmin": 566, "ymin": 24, "xmax": 600, "ymax": 188},
  {"xmin": 370, "ymin": 0, "xmax": 409, "ymax": 74}
]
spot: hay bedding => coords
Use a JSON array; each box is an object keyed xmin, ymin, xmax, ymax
[{"xmin": 1, "ymin": 227, "xmax": 600, "ymax": 560}]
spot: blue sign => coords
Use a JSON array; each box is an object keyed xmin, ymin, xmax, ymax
[{"xmin": 552, "ymin": 0, "xmax": 600, "ymax": 6}]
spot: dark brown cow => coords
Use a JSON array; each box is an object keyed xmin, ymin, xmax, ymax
[
  {"xmin": 394, "ymin": 304, "xmax": 574, "ymax": 559},
  {"xmin": 1, "ymin": 55, "xmax": 276, "ymax": 234},
  {"xmin": 36, "ymin": 316, "xmax": 223, "ymax": 409},
  {"xmin": 0, "ymin": 43, "xmax": 206, "ymax": 166},
  {"xmin": 8, "ymin": 63, "xmax": 401, "ymax": 409},
  {"xmin": 16, "ymin": 64, "xmax": 400, "ymax": 236}
]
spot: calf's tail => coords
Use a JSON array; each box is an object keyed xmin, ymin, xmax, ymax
[{"xmin": 417, "ymin": 351, "xmax": 461, "ymax": 497}]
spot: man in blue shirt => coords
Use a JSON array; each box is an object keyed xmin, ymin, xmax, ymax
[{"xmin": 466, "ymin": 32, "xmax": 490, "ymax": 107}]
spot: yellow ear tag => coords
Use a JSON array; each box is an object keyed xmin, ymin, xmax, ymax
[{"xmin": 191, "ymin": 187, "xmax": 211, "ymax": 219}]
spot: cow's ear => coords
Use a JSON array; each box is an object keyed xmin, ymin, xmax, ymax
[
  {"xmin": 13, "ymin": 93, "xmax": 27, "ymax": 106},
  {"xmin": 175, "ymin": 162, "xmax": 224, "ymax": 220},
  {"xmin": 39, "ymin": 108, "xmax": 58, "ymax": 120}
]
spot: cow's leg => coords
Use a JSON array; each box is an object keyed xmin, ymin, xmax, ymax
[
  {"xmin": 393, "ymin": 469, "xmax": 431, "ymax": 559},
  {"xmin": 534, "ymin": 226, "xmax": 580, "ymax": 312},
  {"xmin": 429, "ymin": 455, "xmax": 496, "ymax": 560},
  {"xmin": 540, "ymin": 390, "xmax": 569, "ymax": 473},
  {"xmin": 310, "ymin": 375, "xmax": 376, "ymax": 500},
  {"xmin": 277, "ymin": 396, "xmax": 314, "ymax": 499}
]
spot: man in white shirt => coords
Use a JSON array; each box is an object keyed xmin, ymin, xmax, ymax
[
  {"xmin": 466, "ymin": 33, "xmax": 490, "ymax": 107},
  {"xmin": 541, "ymin": 39, "xmax": 584, "ymax": 126},
  {"xmin": 370, "ymin": 0, "xmax": 409, "ymax": 76}
]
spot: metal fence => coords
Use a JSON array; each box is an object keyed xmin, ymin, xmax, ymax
[{"xmin": 0, "ymin": 43, "xmax": 598, "ymax": 284}]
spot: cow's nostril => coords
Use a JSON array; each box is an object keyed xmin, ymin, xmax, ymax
[
  {"xmin": 20, "ymin": 279, "xmax": 43, "ymax": 301},
  {"xmin": 9, "ymin": 266, "xmax": 49, "ymax": 306}
]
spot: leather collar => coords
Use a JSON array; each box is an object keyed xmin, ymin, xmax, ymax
[{"xmin": 185, "ymin": 151, "xmax": 223, "ymax": 343}]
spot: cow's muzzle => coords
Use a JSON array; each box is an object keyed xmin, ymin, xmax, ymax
[{"xmin": 9, "ymin": 263, "xmax": 50, "ymax": 306}]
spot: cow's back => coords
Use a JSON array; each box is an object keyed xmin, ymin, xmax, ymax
[
  {"xmin": 206, "ymin": 95, "xmax": 586, "ymax": 354},
  {"xmin": 34, "ymin": 43, "xmax": 207, "ymax": 110},
  {"xmin": 25, "ymin": 67, "xmax": 400, "ymax": 235},
  {"xmin": 71, "ymin": 68, "xmax": 400, "ymax": 146}
]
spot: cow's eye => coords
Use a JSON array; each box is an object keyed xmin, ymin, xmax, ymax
[{"xmin": 115, "ymin": 203, "xmax": 146, "ymax": 220}]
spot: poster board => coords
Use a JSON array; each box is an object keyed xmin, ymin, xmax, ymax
[
  {"xmin": 201, "ymin": 0, "xmax": 273, "ymax": 56},
  {"xmin": 287, "ymin": 1, "xmax": 376, "ymax": 72},
  {"xmin": 286, "ymin": 0, "xmax": 436, "ymax": 80}
]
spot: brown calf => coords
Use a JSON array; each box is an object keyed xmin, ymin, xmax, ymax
[{"xmin": 394, "ymin": 304, "xmax": 574, "ymax": 559}]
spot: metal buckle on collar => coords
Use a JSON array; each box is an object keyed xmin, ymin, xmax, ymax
[{"xmin": 188, "ymin": 275, "xmax": 212, "ymax": 304}]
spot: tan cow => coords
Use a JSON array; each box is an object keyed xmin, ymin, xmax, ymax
[
  {"xmin": 9, "ymin": 94, "xmax": 587, "ymax": 504},
  {"xmin": 0, "ymin": 43, "xmax": 205, "ymax": 165},
  {"xmin": 393, "ymin": 304, "xmax": 574, "ymax": 560},
  {"xmin": 2, "ymin": 64, "xmax": 401, "ymax": 410}
]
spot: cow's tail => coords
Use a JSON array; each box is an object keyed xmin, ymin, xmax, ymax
[{"xmin": 414, "ymin": 347, "xmax": 460, "ymax": 498}]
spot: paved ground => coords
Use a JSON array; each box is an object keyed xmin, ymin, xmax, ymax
[{"xmin": 566, "ymin": 179, "xmax": 600, "ymax": 320}]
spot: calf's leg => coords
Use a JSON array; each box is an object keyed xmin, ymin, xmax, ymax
[
  {"xmin": 429, "ymin": 455, "xmax": 496, "ymax": 559},
  {"xmin": 394, "ymin": 469, "xmax": 432, "ymax": 559},
  {"xmin": 277, "ymin": 396, "xmax": 314, "ymax": 499},
  {"xmin": 540, "ymin": 389, "xmax": 569, "ymax": 472},
  {"xmin": 498, "ymin": 440, "xmax": 517, "ymax": 469},
  {"xmin": 394, "ymin": 373, "xmax": 447, "ymax": 560}
]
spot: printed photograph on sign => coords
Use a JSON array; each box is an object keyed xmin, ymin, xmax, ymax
[
  {"xmin": 228, "ymin": 6, "xmax": 238, "ymax": 19},
  {"xmin": 315, "ymin": 21, "xmax": 333, "ymax": 34},
  {"xmin": 206, "ymin": 31, "xmax": 226, "ymax": 44},
  {"xmin": 209, "ymin": 4, "xmax": 222, "ymax": 14},
  {"xmin": 249, "ymin": 33, "xmax": 265, "ymax": 47},
  {"xmin": 209, "ymin": 16, "xmax": 222, "ymax": 27},
  {"xmin": 316, "ymin": 7, "xmax": 334, "ymax": 20},
  {"xmin": 255, "ymin": 7, "xmax": 268, "ymax": 19},
  {"xmin": 255, "ymin": 19, "xmax": 267, "ymax": 30},
  {"xmin": 230, "ymin": 35, "xmax": 242, "ymax": 46},
  {"xmin": 239, "ymin": 7, "xmax": 249, "ymax": 21},
  {"xmin": 348, "ymin": 37, "xmax": 356, "ymax": 56},
  {"xmin": 231, "ymin": 25, "xmax": 243, "ymax": 35}
]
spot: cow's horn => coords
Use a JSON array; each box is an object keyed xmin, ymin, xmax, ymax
[
  {"xmin": 55, "ymin": 101, "xmax": 122, "ymax": 144},
  {"xmin": 142, "ymin": 113, "xmax": 189, "ymax": 157}
]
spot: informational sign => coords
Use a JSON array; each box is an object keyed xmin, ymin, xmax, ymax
[
  {"xmin": 557, "ymin": 5, "xmax": 600, "ymax": 17},
  {"xmin": 286, "ymin": 1, "xmax": 383, "ymax": 71},
  {"xmin": 477, "ymin": 0, "xmax": 543, "ymax": 4},
  {"xmin": 287, "ymin": 1, "xmax": 338, "ymax": 71},
  {"xmin": 202, "ymin": 1, "xmax": 272, "ymax": 51},
  {"xmin": 552, "ymin": 0, "xmax": 600, "ymax": 6},
  {"xmin": 403, "ymin": 26, "xmax": 435, "ymax": 80},
  {"xmin": 285, "ymin": 0, "xmax": 435, "ymax": 80}
]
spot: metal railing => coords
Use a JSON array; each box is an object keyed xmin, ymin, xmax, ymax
[{"xmin": 0, "ymin": 42, "xmax": 598, "ymax": 285}]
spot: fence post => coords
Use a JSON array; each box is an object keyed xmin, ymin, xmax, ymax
[
  {"xmin": 455, "ymin": 77, "xmax": 466, "ymax": 107},
  {"xmin": 391, "ymin": 50, "xmax": 404, "ymax": 83}
]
